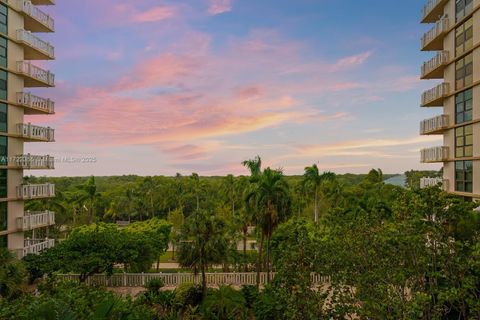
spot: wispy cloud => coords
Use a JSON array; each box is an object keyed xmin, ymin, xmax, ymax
[
  {"xmin": 132, "ymin": 6, "xmax": 177, "ymax": 23},
  {"xmin": 208, "ymin": 0, "xmax": 233, "ymax": 15},
  {"xmin": 330, "ymin": 51, "xmax": 373, "ymax": 72}
]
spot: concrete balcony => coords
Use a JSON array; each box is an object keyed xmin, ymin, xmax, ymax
[
  {"xmin": 17, "ymin": 238, "xmax": 55, "ymax": 258},
  {"xmin": 17, "ymin": 61, "xmax": 54, "ymax": 87},
  {"xmin": 420, "ymin": 177, "xmax": 448, "ymax": 191},
  {"xmin": 421, "ymin": 82, "xmax": 449, "ymax": 107},
  {"xmin": 16, "ymin": 210, "xmax": 55, "ymax": 231},
  {"xmin": 420, "ymin": 114, "xmax": 449, "ymax": 135},
  {"xmin": 421, "ymin": 146, "xmax": 449, "ymax": 163},
  {"xmin": 421, "ymin": 51, "xmax": 449, "ymax": 79},
  {"xmin": 16, "ymin": 29, "xmax": 54, "ymax": 60},
  {"xmin": 30, "ymin": 0, "xmax": 54, "ymax": 5},
  {"xmin": 17, "ymin": 92, "xmax": 55, "ymax": 115},
  {"xmin": 421, "ymin": 16, "xmax": 449, "ymax": 51},
  {"xmin": 17, "ymin": 183, "xmax": 55, "ymax": 200},
  {"xmin": 17, "ymin": 123, "xmax": 55, "ymax": 142},
  {"xmin": 11, "ymin": 154, "xmax": 54, "ymax": 169},
  {"xmin": 15, "ymin": 0, "xmax": 54, "ymax": 32},
  {"xmin": 421, "ymin": 0, "xmax": 448, "ymax": 23}
]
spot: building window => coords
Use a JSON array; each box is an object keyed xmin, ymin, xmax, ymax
[
  {"xmin": 456, "ymin": 18, "xmax": 473, "ymax": 56},
  {"xmin": 456, "ymin": 0, "xmax": 473, "ymax": 22},
  {"xmin": 0, "ymin": 170, "xmax": 7, "ymax": 198},
  {"xmin": 0, "ymin": 202, "xmax": 6, "ymax": 231},
  {"xmin": 455, "ymin": 89, "xmax": 473, "ymax": 124},
  {"xmin": 0, "ymin": 37, "xmax": 6, "ymax": 68},
  {"xmin": 0, "ymin": 103, "xmax": 6, "ymax": 132},
  {"xmin": 455, "ymin": 125, "xmax": 473, "ymax": 158},
  {"xmin": 0, "ymin": 70, "xmax": 6, "ymax": 101},
  {"xmin": 0, "ymin": 137, "xmax": 7, "ymax": 166},
  {"xmin": 456, "ymin": 53, "xmax": 473, "ymax": 90},
  {"xmin": 0, "ymin": 4, "xmax": 6, "ymax": 35},
  {"xmin": 455, "ymin": 160, "xmax": 473, "ymax": 193},
  {"xmin": 0, "ymin": 235, "xmax": 7, "ymax": 248}
]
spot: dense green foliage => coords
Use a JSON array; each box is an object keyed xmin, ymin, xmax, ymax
[
  {"xmin": 25, "ymin": 219, "xmax": 171, "ymax": 281},
  {"xmin": 3, "ymin": 165, "xmax": 478, "ymax": 319}
]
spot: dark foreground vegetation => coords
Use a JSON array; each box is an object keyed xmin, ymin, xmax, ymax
[{"xmin": 1, "ymin": 159, "xmax": 478, "ymax": 319}]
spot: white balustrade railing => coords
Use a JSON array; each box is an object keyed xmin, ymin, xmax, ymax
[
  {"xmin": 421, "ymin": 146, "xmax": 449, "ymax": 163},
  {"xmin": 421, "ymin": 15, "xmax": 449, "ymax": 49},
  {"xmin": 17, "ymin": 210, "xmax": 55, "ymax": 231},
  {"xmin": 17, "ymin": 61, "xmax": 55, "ymax": 86},
  {"xmin": 421, "ymin": 82, "xmax": 449, "ymax": 106},
  {"xmin": 420, "ymin": 114, "xmax": 449, "ymax": 134},
  {"xmin": 420, "ymin": 177, "xmax": 443, "ymax": 189},
  {"xmin": 19, "ymin": 238, "xmax": 55, "ymax": 258},
  {"xmin": 16, "ymin": 29, "xmax": 54, "ymax": 58},
  {"xmin": 18, "ymin": 0, "xmax": 55, "ymax": 30},
  {"xmin": 57, "ymin": 272, "xmax": 330, "ymax": 287},
  {"xmin": 17, "ymin": 183, "xmax": 55, "ymax": 199},
  {"xmin": 17, "ymin": 123, "xmax": 55, "ymax": 141},
  {"xmin": 12, "ymin": 154, "xmax": 54, "ymax": 169},
  {"xmin": 422, "ymin": 0, "xmax": 445, "ymax": 21},
  {"xmin": 421, "ymin": 51, "xmax": 449, "ymax": 77},
  {"xmin": 17, "ymin": 92, "xmax": 55, "ymax": 113}
]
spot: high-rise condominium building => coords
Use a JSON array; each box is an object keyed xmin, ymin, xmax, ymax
[
  {"xmin": 420, "ymin": 0, "xmax": 480, "ymax": 200},
  {"xmin": 0, "ymin": 0, "xmax": 56, "ymax": 258}
]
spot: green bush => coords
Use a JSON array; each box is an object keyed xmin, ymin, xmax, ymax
[
  {"xmin": 172, "ymin": 283, "xmax": 203, "ymax": 312},
  {"xmin": 201, "ymin": 285, "xmax": 247, "ymax": 320},
  {"xmin": 240, "ymin": 285, "xmax": 258, "ymax": 310},
  {"xmin": 144, "ymin": 278, "xmax": 164, "ymax": 294}
]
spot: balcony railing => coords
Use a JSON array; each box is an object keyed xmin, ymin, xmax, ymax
[
  {"xmin": 421, "ymin": 0, "xmax": 448, "ymax": 23},
  {"xmin": 17, "ymin": 123, "xmax": 55, "ymax": 141},
  {"xmin": 16, "ymin": 29, "xmax": 54, "ymax": 59},
  {"xmin": 420, "ymin": 177, "xmax": 449, "ymax": 191},
  {"xmin": 12, "ymin": 154, "xmax": 54, "ymax": 169},
  {"xmin": 421, "ymin": 82, "xmax": 449, "ymax": 107},
  {"xmin": 16, "ymin": 211, "xmax": 55, "ymax": 231},
  {"xmin": 420, "ymin": 114, "xmax": 449, "ymax": 135},
  {"xmin": 17, "ymin": 0, "xmax": 55, "ymax": 31},
  {"xmin": 421, "ymin": 15, "xmax": 449, "ymax": 51},
  {"xmin": 17, "ymin": 92, "xmax": 55, "ymax": 114},
  {"xmin": 18, "ymin": 238, "xmax": 55, "ymax": 258},
  {"xmin": 17, "ymin": 183, "xmax": 55, "ymax": 199},
  {"xmin": 421, "ymin": 146, "xmax": 449, "ymax": 163},
  {"xmin": 421, "ymin": 51, "xmax": 449, "ymax": 79},
  {"xmin": 17, "ymin": 61, "xmax": 55, "ymax": 86}
]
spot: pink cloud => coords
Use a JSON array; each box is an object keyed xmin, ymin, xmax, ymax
[
  {"xmin": 208, "ymin": 0, "xmax": 233, "ymax": 15},
  {"xmin": 132, "ymin": 6, "xmax": 176, "ymax": 23},
  {"xmin": 330, "ymin": 51, "xmax": 373, "ymax": 72}
]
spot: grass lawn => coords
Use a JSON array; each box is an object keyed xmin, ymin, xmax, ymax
[{"xmin": 159, "ymin": 251, "xmax": 177, "ymax": 263}]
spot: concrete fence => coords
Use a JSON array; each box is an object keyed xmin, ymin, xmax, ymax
[{"xmin": 57, "ymin": 272, "xmax": 329, "ymax": 287}]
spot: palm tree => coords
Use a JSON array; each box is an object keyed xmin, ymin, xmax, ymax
[
  {"xmin": 303, "ymin": 164, "xmax": 336, "ymax": 223},
  {"xmin": 246, "ymin": 168, "xmax": 291, "ymax": 284},
  {"xmin": 242, "ymin": 156, "xmax": 262, "ymax": 179},
  {"xmin": 223, "ymin": 174, "xmax": 236, "ymax": 217},
  {"xmin": 190, "ymin": 173, "xmax": 204, "ymax": 211},
  {"xmin": 177, "ymin": 210, "xmax": 228, "ymax": 295},
  {"xmin": 76, "ymin": 176, "xmax": 101, "ymax": 224}
]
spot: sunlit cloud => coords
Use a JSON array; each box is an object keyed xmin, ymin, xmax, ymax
[
  {"xmin": 207, "ymin": 0, "xmax": 233, "ymax": 15},
  {"xmin": 132, "ymin": 6, "xmax": 177, "ymax": 23}
]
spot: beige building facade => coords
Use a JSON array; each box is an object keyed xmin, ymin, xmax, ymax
[
  {"xmin": 420, "ymin": 0, "xmax": 480, "ymax": 200},
  {"xmin": 0, "ymin": 0, "xmax": 56, "ymax": 258}
]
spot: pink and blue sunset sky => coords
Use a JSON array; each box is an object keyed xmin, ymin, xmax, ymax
[{"xmin": 27, "ymin": 0, "xmax": 442, "ymax": 176}]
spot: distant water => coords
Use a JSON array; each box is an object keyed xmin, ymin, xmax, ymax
[{"xmin": 384, "ymin": 174, "xmax": 406, "ymax": 188}]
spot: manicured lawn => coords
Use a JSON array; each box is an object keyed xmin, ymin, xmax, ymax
[{"xmin": 159, "ymin": 251, "xmax": 176, "ymax": 263}]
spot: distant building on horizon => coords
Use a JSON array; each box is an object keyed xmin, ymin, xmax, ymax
[
  {"xmin": 420, "ymin": 0, "xmax": 479, "ymax": 201},
  {"xmin": 0, "ymin": 0, "xmax": 56, "ymax": 257}
]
